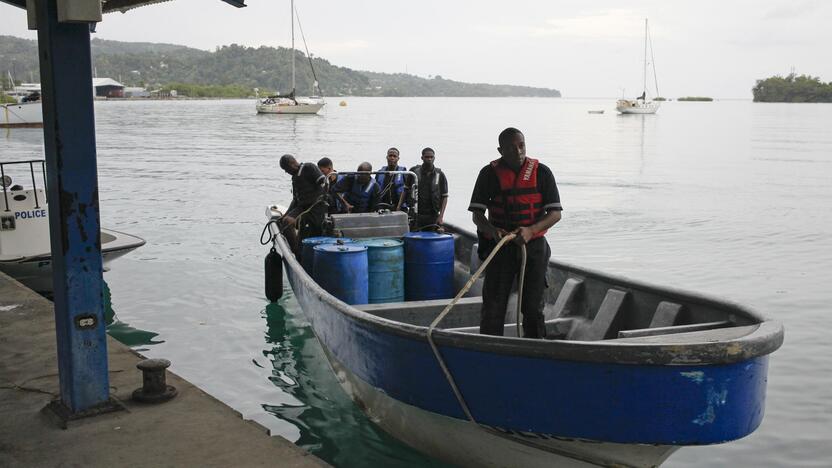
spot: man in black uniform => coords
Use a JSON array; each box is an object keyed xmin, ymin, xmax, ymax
[
  {"xmin": 279, "ymin": 154, "xmax": 328, "ymax": 254},
  {"xmin": 468, "ymin": 128, "xmax": 562, "ymax": 338},
  {"xmin": 408, "ymin": 147, "xmax": 448, "ymax": 231},
  {"xmin": 317, "ymin": 157, "xmax": 345, "ymax": 214}
]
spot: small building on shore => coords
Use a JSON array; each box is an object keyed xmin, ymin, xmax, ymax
[{"xmin": 92, "ymin": 78, "xmax": 125, "ymax": 98}]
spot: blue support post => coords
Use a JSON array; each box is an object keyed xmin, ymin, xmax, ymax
[{"xmin": 35, "ymin": 0, "xmax": 111, "ymax": 415}]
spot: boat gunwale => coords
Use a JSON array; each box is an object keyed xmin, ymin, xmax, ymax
[
  {"xmin": 275, "ymin": 223, "xmax": 784, "ymax": 366},
  {"xmin": 2, "ymin": 228, "xmax": 146, "ymax": 264}
]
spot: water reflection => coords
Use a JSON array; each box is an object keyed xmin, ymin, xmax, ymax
[
  {"xmin": 104, "ymin": 281, "xmax": 164, "ymax": 350},
  {"xmin": 261, "ymin": 300, "xmax": 452, "ymax": 468}
]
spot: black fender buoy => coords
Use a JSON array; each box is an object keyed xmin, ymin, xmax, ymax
[{"xmin": 265, "ymin": 247, "xmax": 283, "ymax": 302}]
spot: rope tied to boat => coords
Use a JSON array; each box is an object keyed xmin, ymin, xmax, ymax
[
  {"xmin": 426, "ymin": 233, "xmax": 527, "ymax": 424},
  {"xmin": 259, "ymin": 197, "xmax": 328, "ymax": 246}
]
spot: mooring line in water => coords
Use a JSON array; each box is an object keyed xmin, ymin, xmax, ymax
[{"xmin": 426, "ymin": 233, "xmax": 526, "ymax": 423}]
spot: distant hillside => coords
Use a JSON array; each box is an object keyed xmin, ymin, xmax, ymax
[{"xmin": 0, "ymin": 35, "xmax": 561, "ymax": 97}]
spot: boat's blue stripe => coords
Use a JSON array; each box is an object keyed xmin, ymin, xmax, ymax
[{"xmin": 294, "ymin": 273, "xmax": 768, "ymax": 445}]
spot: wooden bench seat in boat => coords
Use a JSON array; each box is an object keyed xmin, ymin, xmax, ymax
[
  {"xmin": 446, "ymin": 317, "xmax": 575, "ymax": 338},
  {"xmin": 616, "ymin": 320, "xmax": 732, "ymax": 338},
  {"xmin": 356, "ymin": 296, "xmax": 483, "ymax": 328},
  {"xmin": 607, "ymin": 324, "xmax": 760, "ymax": 344},
  {"xmin": 444, "ymin": 320, "xmax": 754, "ymax": 345}
]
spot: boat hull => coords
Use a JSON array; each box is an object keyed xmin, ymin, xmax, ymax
[
  {"xmin": 0, "ymin": 228, "xmax": 145, "ymax": 293},
  {"xmin": 1, "ymin": 101, "xmax": 43, "ymax": 128},
  {"xmin": 325, "ymin": 346, "xmax": 677, "ymax": 468},
  {"xmin": 616, "ymin": 100, "xmax": 660, "ymax": 114},
  {"xmin": 267, "ymin": 203, "xmax": 782, "ymax": 466},
  {"xmin": 274, "ymin": 224, "xmax": 780, "ymax": 466},
  {"xmin": 287, "ymin": 255, "xmax": 771, "ymax": 442},
  {"xmin": 256, "ymin": 102, "xmax": 324, "ymax": 115}
]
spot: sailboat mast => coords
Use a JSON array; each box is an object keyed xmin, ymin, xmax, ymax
[
  {"xmin": 642, "ymin": 18, "xmax": 648, "ymax": 98},
  {"xmin": 291, "ymin": 0, "xmax": 295, "ymax": 94}
]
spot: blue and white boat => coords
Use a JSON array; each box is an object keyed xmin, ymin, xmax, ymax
[{"xmin": 265, "ymin": 205, "xmax": 783, "ymax": 467}]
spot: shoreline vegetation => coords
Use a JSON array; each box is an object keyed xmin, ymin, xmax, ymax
[
  {"xmin": 677, "ymin": 96, "xmax": 713, "ymax": 102},
  {"xmin": 753, "ymin": 74, "xmax": 832, "ymax": 103},
  {"xmin": 1, "ymin": 35, "xmax": 560, "ymax": 98}
]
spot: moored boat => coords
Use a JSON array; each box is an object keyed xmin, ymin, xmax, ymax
[
  {"xmin": 1, "ymin": 100, "xmax": 43, "ymax": 128},
  {"xmin": 617, "ymin": 19, "xmax": 661, "ymax": 115},
  {"xmin": 0, "ymin": 160, "xmax": 145, "ymax": 293},
  {"xmin": 264, "ymin": 202, "xmax": 784, "ymax": 467},
  {"xmin": 255, "ymin": 0, "xmax": 325, "ymax": 115}
]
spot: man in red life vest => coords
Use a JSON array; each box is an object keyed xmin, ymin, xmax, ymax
[{"xmin": 468, "ymin": 127, "xmax": 563, "ymax": 338}]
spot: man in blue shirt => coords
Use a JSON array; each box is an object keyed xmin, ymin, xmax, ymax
[
  {"xmin": 335, "ymin": 162, "xmax": 381, "ymax": 213},
  {"xmin": 376, "ymin": 147, "xmax": 408, "ymax": 211}
]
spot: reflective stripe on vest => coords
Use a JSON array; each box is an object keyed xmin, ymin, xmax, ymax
[
  {"xmin": 487, "ymin": 157, "xmax": 547, "ymax": 239},
  {"xmin": 376, "ymin": 165, "xmax": 407, "ymax": 204}
]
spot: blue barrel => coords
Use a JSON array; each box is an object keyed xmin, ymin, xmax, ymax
[
  {"xmin": 312, "ymin": 244, "xmax": 368, "ymax": 305},
  {"xmin": 403, "ymin": 232, "xmax": 455, "ymax": 301},
  {"xmin": 357, "ymin": 238, "xmax": 405, "ymax": 304},
  {"xmin": 301, "ymin": 237, "xmax": 353, "ymax": 274}
]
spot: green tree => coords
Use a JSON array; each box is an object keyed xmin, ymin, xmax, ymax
[{"xmin": 753, "ymin": 74, "xmax": 832, "ymax": 103}]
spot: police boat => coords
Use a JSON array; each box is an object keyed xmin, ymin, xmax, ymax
[
  {"xmin": 263, "ymin": 171, "xmax": 784, "ymax": 468},
  {"xmin": 0, "ymin": 160, "xmax": 145, "ymax": 293}
]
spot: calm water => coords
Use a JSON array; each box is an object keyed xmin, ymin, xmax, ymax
[{"xmin": 2, "ymin": 98, "xmax": 830, "ymax": 467}]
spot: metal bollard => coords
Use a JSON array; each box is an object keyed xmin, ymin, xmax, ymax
[{"xmin": 132, "ymin": 358, "xmax": 178, "ymax": 403}]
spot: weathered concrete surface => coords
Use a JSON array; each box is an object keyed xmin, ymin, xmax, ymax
[{"xmin": 0, "ymin": 271, "xmax": 327, "ymax": 467}]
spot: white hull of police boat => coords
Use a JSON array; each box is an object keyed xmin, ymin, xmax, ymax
[
  {"xmin": 1, "ymin": 101, "xmax": 43, "ymax": 128},
  {"xmin": 1, "ymin": 163, "xmax": 144, "ymax": 293},
  {"xmin": 0, "ymin": 228, "xmax": 145, "ymax": 293}
]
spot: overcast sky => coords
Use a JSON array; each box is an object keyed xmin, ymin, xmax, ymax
[{"xmin": 2, "ymin": 0, "xmax": 830, "ymax": 98}]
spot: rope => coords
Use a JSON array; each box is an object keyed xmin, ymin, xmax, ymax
[
  {"xmin": 414, "ymin": 223, "xmax": 440, "ymax": 232},
  {"xmin": 259, "ymin": 218, "xmax": 281, "ymax": 245},
  {"xmin": 516, "ymin": 242, "xmax": 527, "ymax": 337},
  {"xmin": 426, "ymin": 233, "xmax": 527, "ymax": 423},
  {"xmin": 259, "ymin": 197, "xmax": 326, "ymax": 246},
  {"xmin": 293, "ymin": 197, "xmax": 326, "ymax": 230}
]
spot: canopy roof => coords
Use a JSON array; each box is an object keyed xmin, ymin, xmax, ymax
[
  {"xmin": 92, "ymin": 77, "xmax": 124, "ymax": 88},
  {"xmin": 1, "ymin": 0, "xmax": 246, "ymax": 13}
]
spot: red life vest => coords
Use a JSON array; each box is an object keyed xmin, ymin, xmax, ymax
[{"xmin": 487, "ymin": 157, "xmax": 547, "ymax": 240}]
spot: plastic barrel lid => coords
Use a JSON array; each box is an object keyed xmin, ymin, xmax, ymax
[
  {"xmin": 302, "ymin": 236, "xmax": 354, "ymax": 245},
  {"xmin": 313, "ymin": 244, "xmax": 367, "ymax": 253},
  {"xmin": 357, "ymin": 238, "xmax": 404, "ymax": 248},
  {"xmin": 404, "ymin": 232, "xmax": 452, "ymax": 240}
]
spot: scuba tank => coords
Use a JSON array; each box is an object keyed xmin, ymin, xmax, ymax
[{"xmin": 265, "ymin": 246, "xmax": 283, "ymax": 302}]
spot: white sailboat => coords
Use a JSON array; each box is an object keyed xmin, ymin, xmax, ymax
[
  {"xmin": 1, "ymin": 74, "xmax": 43, "ymax": 128},
  {"xmin": 256, "ymin": 0, "xmax": 325, "ymax": 115},
  {"xmin": 616, "ymin": 19, "xmax": 660, "ymax": 115}
]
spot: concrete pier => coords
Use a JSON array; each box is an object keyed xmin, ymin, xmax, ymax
[{"xmin": 0, "ymin": 271, "xmax": 326, "ymax": 467}]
